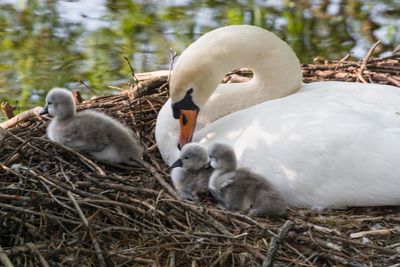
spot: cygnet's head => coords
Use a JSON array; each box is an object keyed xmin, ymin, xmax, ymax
[
  {"xmin": 41, "ymin": 88, "xmax": 76, "ymax": 120},
  {"xmin": 170, "ymin": 143, "xmax": 209, "ymax": 171},
  {"xmin": 208, "ymin": 143, "xmax": 237, "ymax": 171}
]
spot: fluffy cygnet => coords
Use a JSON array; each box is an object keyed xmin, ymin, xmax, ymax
[
  {"xmin": 170, "ymin": 143, "xmax": 213, "ymax": 200},
  {"xmin": 41, "ymin": 88, "xmax": 143, "ymax": 165},
  {"xmin": 208, "ymin": 143, "xmax": 287, "ymax": 217}
]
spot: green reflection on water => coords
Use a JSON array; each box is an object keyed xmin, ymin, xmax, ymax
[{"xmin": 0, "ymin": 0, "xmax": 399, "ymax": 121}]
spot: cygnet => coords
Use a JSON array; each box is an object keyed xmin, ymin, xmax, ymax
[
  {"xmin": 208, "ymin": 143, "xmax": 287, "ymax": 217},
  {"xmin": 170, "ymin": 143, "xmax": 213, "ymax": 200},
  {"xmin": 40, "ymin": 88, "xmax": 143, "ymax": 165}
]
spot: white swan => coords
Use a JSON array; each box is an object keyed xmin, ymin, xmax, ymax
[{"xmin": 155, "ymin": 25, "xmax": 400, "ymax": 208}]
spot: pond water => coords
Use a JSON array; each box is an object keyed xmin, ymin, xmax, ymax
[{"xmin": 0, "ymin": 0, "xmax": 399, "ymax": 120}]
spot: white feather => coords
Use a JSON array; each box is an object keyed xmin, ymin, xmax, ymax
[{"xmin": 155, "ymin": 25, "xmax": 400, "ymax": 208}]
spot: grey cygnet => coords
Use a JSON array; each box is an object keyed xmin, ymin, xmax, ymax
[
  {"xmin": 41, "ymin": 88, "xmax": 143, "ymax": 165},
  {"xmin": 208, "ymin": 143, "xmax": 287, "ymax": 217},
  {"xmin": 170, "ymin": 143, "xmax": 213, "ymax": 200}
]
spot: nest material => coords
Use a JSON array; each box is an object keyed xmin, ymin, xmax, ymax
[{"xmin": 1, "ymin": 54, "xmax": 400, "ymax": 267}]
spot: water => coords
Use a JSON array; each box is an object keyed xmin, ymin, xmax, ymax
[{"xmin": 0, "ymin": 0, "xmax": 399, "ymax": 121}]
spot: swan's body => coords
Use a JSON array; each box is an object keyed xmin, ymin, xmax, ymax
[
  {"xmin": 155, "ymin": 25, "xmax": 400, "ymax": 208},
  {"xmin": 42, "ymin": 88, "xmax": 143, "ymax": 165},
  {"xmin": 208, "ymin": 143, "xmax": 287, "ymax": 217},
  {"xmin": 170, "ymin": 143, "xmax": 212, "ymax": 200}
]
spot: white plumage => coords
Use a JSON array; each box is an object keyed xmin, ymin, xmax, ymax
[{"xmin": 156, "ymin": 25, "xmax": 400, "ymax": 208}]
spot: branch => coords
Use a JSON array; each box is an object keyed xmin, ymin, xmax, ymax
[
  {"xmin": 0, "ymin": 245, "xmax": 14, "ymax": 267},
  {"xmin": 0, "ymin": 106, "xmax": 43, "ymax": 129},
  {"xmin": 67, "ymin": 191, "xmax": 106, "ymax": 267},
  {"xmin": 1, "ymin": 102, "xmax": 15, "ymax": 119},
  {"xmin": 263, "ymin": 220, "xmax": 294, "ymax": 267},
  {"xmin": 357, "ymin": 40, "xmax": 381, "ymax": 83}
]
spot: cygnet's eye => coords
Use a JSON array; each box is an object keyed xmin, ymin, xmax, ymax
[
  {"xmin": 184, "ymin": 156, "xmax": 189, "ymax": 160},
  {"xmin": 47, "ymin": 102, "xmax": 52, "ymax": 105}
]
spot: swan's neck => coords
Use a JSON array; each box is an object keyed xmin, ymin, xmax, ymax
[{"xmin": 170, "ymin": 25, "xmax": 303, "ymax": 124}]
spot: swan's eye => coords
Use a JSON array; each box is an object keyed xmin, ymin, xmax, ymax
[
  {"xmin": 47, "ymin": 102, "xmax": 52, "ymax": 105},
  {"xmin": 171, "ymin": 88, "xmax": 199, "ymax": 119}
]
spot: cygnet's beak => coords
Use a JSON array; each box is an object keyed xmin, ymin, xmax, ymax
[
  {"xmin": 39, "ymin": 106, "xmax": 49, "ymax": 115},
  {"xmin": 177, "ymin": 109, "xmax": 198, "ymax": 150},
  {"xmin": 170, "ymin": 158, "xmax": 183, "ymax": 169}
]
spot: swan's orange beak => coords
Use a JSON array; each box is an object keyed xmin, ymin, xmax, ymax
[{"xmin": 178, "ymin": 109, "xmax": 198, "ymax": 149}]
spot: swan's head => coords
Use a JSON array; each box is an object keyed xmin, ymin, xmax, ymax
[
  {"xmin": 40, "ymin": 88, "xmax": 76, "ymax": 120},
  {"xmin": 169, "ymin": 25, "xmax": 302, "ymax": 149},
  {"xmin": 208, "ymin": 143, "xmax": 237, "ymax": 171},
  {"xmin": 169, "ymin": 42, "xmax": 225, "ymax": 149},
  {"xmin": 170, "ymin": 143, "xmax": 209, "ymax": 171}
]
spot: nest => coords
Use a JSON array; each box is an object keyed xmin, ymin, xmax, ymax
[{"xmin": 0, "ymin": 52, "xmax": 400, "ymax": 267}]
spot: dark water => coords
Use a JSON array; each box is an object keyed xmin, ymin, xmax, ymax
[{"xmin": 0, "ymin": 0, "xmax": 399, "ymax": 121}]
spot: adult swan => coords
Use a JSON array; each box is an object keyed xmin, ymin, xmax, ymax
[{"xmin": 155, "ymin": 25, "xmax": 400, "ymax": 208}]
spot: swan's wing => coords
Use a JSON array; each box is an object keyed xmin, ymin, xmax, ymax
[
  {"xmin": 195, "ymin": 82, "xmax": 400, "ymax": 207},
  {"xmin": 63, "ymin": 113, "xmax": 112, "ymax": 152}
]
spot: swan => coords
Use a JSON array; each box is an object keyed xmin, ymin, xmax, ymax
[
  {"xmin": 208, "ymin": 143, "xmax": 287, "ymax": 217},
  {"xmin": 41, "ymin": 88, "xmax": 143, "ymax": 165},
  {"xmin": 155, "ymin": 25, "xmax": 400, "ymax": 208},
  {"xmin": 170, "ymin": 143, "xmax": 212, "ymax": 200}
]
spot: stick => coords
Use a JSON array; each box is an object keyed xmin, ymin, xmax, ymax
[
  {"xmin": 31, "ymin": 137, "xmax": 106, "ymax": 177},
  {"xmin": 167, "ymin": 48, "xmax": 177, "ymax": 83},
  {"xmin": 350, "ymin": 229, "xmax": 392, "ymax": 239},
  {"xmin": 357, "ymin": 40, "xmax": 381, "ymax": 83},
  {"xmin": 67, "ymin": 191, "xmax": 107, "ymax": 267},
  {"xmin": 1, "ymin": 102, "xmax": 15, "ymax": 119},
  {"xmin": 123, "ymin": 56, "xmax": 139, "ymax": 86},
  {"xmin": 0, "ymin": 106, "xmax": 43, "ymax": 129},
  {"xmin": 0, "ymin": 245, "xmax": 14, "ymax": 267},
  {"xmin": 0, "ymin": 203, "xmax": 80, "ymax": 225},
  {"xmin": 72, "ymin": 90, "xmax": 84, "ymax": 103},
  {"xmin": 141, "ymin": 158, "xmax": 180, "ymax": 200},
  {"xmin": 27, "ymin": 243, "xmax": 49, "ymax": 267},
  {"xmin": 329, "ymin": 235, "xmax": 397, "ymax": 255},
  {"xmin": 79, "ymin": 80, "xmax": 99, "ymax": 96},
  {"xmin": 263, "ymin": 220, "xmax": 294, "ymax": 267},
  {"xmin": 4, "ymin": 243, "xmax": 49, "ymax": 256}
]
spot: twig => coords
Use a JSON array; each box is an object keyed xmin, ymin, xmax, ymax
[
  {"xmin": 142, "ymin": 158, "xmax": 180, "ymax": 200},
  {"xmin": 167, "ymin": 48, "xmax": 177, "ymax": 83},
  {"xmin": 123, "ymin": 56, "xmax": 139, "ymax": 85},
  {"xmin": 79, "ymin": 80, "xmax": 99, "ymax": 96},
  {"xmin": 4, "ymin": 243, "xmax": 49, "ymax": 256},
  {"xmin": 350, "ymin": 229, "xmax": 393, "ymax": 239},
  {"xmin": 357, "ymin": 40, "xmax": 381, "ymax": 83},
  {"xmin": 1, "ymin": 102, "xmax": 15, "ymax": 119},
  {"xmin": 31, "ymin": 137, "xmax": 106, "ymax": 176},
  {"xmin": 67, "ymin": 191, "xmax": 106, "ymax": 267},
  {"xmin": 263, "ymin": 220, "xmax": 294, "ymax": 267},
  {"xmin": 386, "ymin": 75, "xmax": 400, "ymax": 87},
  {"xmin": 329, "ymin": 235, "xmax": 397, "ymax": 255},
  {"xmin": 0, "ymin": 203, "xmax": 80, "ymax": 225},
  {"xmin": 393, "ymin": 44, "xmax": 400, "ymax": 54},
  {"xmin": 0, "ymin": 106, "xmax": 43, "ymax": 129},
  {"xmin": 27, "ymin": 243, "xmax": 49, "ymax": 267},
  {"xmin": 0, "ymin": 245, "xmax": 14, "ymax": 267},
  {"xmin": 72, "ymin": 90, "xmax": 84, "ymax": 103}
]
